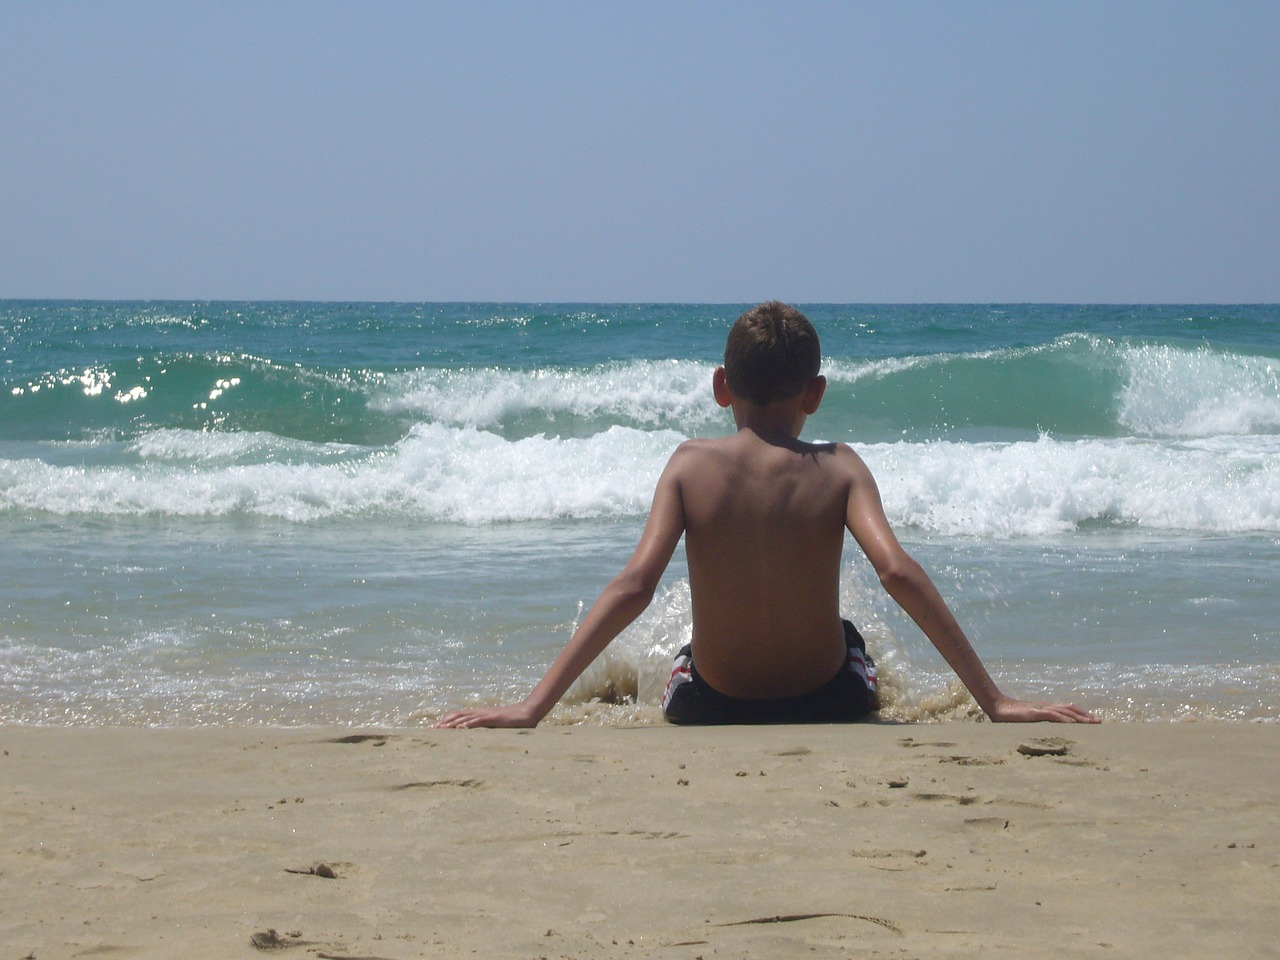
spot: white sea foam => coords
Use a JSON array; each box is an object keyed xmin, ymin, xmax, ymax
[
  {"xmin": 1118, "ymin": 342, "xmax": 1280, "ymax": 437},
  {"xmin": 371, "ymin": 360, "xmax": 721, "ymax": 430},
  {"xmin": 127, "ymin": 428, "xmax": 364, "ymax": 465},
  {"xmin": 565, "ymin": 580, "xmax": 694, "ymax": 708},
  {"xmin": 866, "ymin": 434, "xmax": 1280, "ymax": 537},
  {"xmin": 4, "ymin": 427, "xmax": 1280, "ymax": 533},
  {"xmin": 822, "ymin": 355, "xmax": 938, "ymax": 383},
  {"xmin": 384, "ymin": 423, "xmax": 680, "ymax": 523},
  {"xmin": 0, "ymin": 424, "xmax": 682, "ymax": 522}
]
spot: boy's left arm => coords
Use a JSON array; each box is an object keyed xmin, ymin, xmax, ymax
[{"xmin": 435, "ymin": 452, "xmax": 689, "ymax": 728}]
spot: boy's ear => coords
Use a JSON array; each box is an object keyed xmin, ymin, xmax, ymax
[
  {"xmin": 712, "ymin": 366, "xmax": 733, "ymax": 408},
  {"xmin": 800, "ymin": 375, "xmax": 826, "ymax": 415}
]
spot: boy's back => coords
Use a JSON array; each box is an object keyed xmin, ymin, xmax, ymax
[{"xmin": 673, "ymin": 429, "xmax": 853, "ymax": 699}]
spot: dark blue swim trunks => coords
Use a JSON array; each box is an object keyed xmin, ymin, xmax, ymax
[{"xmin": 660, "ymin": 620, "xmax": 879, "ymax": 725}]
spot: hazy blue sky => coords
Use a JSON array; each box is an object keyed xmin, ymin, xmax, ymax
[{"xmin": 2, "ymin": 2, "xmax": 1276, "ymax": 302}]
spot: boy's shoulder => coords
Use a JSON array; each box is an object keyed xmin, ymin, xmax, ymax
[
  {"xmin": 666, "ymin": 434, "xmax": 867, "ymax": 476},
  {"xmin": 672, "ymin": 433, "xmax": 859, "ymax": 455}
]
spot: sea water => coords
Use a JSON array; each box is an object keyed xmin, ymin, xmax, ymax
[{"xmin": 2, "ymin": 302, "xmax": 1277, "ymax": 725}]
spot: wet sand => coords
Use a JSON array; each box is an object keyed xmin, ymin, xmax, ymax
[{"xmin": 3, "ymin": 722, "xmax": 1277, "ymax": 958}]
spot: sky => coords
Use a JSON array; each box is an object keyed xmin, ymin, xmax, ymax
[{"xmin": 1, "ymin": 1, "xmax": 1277, "ymax": 303}]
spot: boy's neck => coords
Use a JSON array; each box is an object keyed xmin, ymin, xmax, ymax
[
  {"xmin": 713, "ymin": 370, "xmax": 826, "ymax": 446},
  {"xmin": 729, "ymin": 399, "xmax": 810, "ymax": 444}
]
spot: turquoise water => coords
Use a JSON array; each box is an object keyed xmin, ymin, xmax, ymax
[{"xmin": 2, "ymin": 302, "xmax": 1278, "ymax": 724}]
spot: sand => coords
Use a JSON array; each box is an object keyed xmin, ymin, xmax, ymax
[{"xmin": 2, "ymin": 721, "xmax": 1277, "ymax": 959}]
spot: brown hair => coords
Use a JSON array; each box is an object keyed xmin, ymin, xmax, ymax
[{"xmin": 723, "ymin": 301, "xmax": 821, "ymax": 405}]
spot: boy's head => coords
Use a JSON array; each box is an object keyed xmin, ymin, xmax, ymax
[{"xmin": 723, "ymin": 301, "xmax": 821, "ymax": 406}]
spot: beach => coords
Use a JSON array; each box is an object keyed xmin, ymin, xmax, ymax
[{"xmin": 4, "ymin": 721, "xmax": 1277, "ymax": 958}]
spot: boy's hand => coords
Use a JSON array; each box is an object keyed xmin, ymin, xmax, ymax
[
  {"xmin": 433, "ymin": 701, "xmax": 541, "ymax": 729},
  {"xmin": 987, "ymin": 696, "xmax": 1100, "ymax": 723}
]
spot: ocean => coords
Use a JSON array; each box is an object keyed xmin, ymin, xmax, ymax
[{"xmin": 2, "ymin": 301, "xmax": 1278, "ymax": 725}]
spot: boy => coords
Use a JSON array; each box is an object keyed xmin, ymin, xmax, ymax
[{"xmin": 436, "ymin": 302, "xmax": 1098, "ymax": 728}]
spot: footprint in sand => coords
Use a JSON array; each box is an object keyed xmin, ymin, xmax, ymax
[
  {"xmin": 913, "ymin": 792, "xmax": 982, "ymax": 805},
  {"xmin": 391, "ymin": 778, "xmax": 483, "ymax": 790},
  {"xmin": 284, "ymin": 862, "xmax": 345, "ymax": 879},
  {"xmin": 849, "ymin": 848, "xmax": 927, "ymax": 871},
  {"xmin": 939, "ymin": 754, "xmax": 1004, "ymax": 766},
  {"xmin": 326, "ymin": 734, "xmax": 394, "ymax": 746},
  {"xmin": 963, "ymin": 816, "xmax": 1010, "ymax": 830},
  {"xmin": 1016, "ymin": 737, "xmax": 1073, "ymax": 757},
  {"xmin": 250, "ymin": 928, "xmax": 313, "ymax": 950},
  {"xmin": 850, "ymin": 848, "xmax": 928, "ymax": 859},
  {"xmin": 898, "ymin": 738, "xmax": 958, "ymax": 749},
  {"xmin": 717, "ymin": 913, "xmax": 903, "ymax": 935}
]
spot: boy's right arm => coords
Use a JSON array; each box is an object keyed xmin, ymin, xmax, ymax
[
  {"xmin": 842, "ymin": 449, "xmax": 1098, "ymax": 724},
  {"xmin": 435, "ymin": 449, "xmax": 689, "ymax": 728}
]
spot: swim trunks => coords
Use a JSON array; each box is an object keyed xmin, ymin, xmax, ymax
[{"xmin": 661, "ymin": 619, "xmax": 879, "ymax": 725}]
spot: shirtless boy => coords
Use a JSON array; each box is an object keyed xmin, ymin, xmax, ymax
[{"xmin": 436, "ymin": 302, "xmax": 1098, "ymax": 728}]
